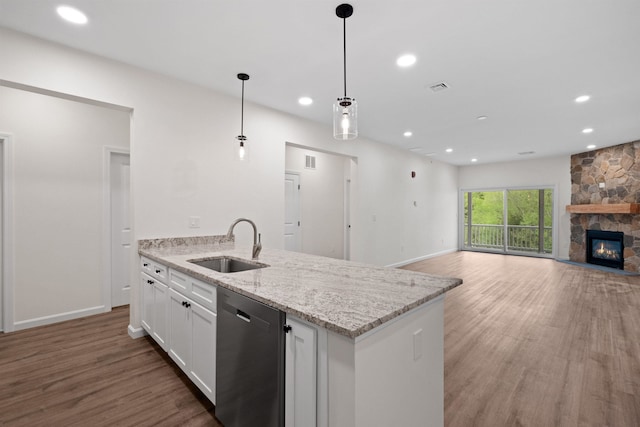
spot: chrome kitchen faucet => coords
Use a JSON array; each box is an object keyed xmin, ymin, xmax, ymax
[{"xmin": 226, "ymin": 218, "xmax": 262, "ymax": 259}]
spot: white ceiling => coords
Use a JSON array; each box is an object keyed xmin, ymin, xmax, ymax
[{"xmin": 1, "ymin": 0, "xmax": 640, "ymax": 166}]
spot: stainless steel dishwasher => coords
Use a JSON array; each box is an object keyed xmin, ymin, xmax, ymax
[{"xmin": 216, "ymin": 287, "xmax": 286, "ymax": 427}]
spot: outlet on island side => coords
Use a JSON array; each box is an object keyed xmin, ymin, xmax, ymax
[{"xmin": 413, "ymin": 329, "xmax": 423, "ymax": 361}]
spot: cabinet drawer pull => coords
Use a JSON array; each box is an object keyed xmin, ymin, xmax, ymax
[
  {"xmin": 143, "ymin": 263, "xmax": 149, "ymax": 267},
  {"xmin": 155, "ymin": 269, "xmax": 162, "ymax": 274},
  {"xmin": 147, "ymin": 280, "xmax": 154, "ymax": 285}
]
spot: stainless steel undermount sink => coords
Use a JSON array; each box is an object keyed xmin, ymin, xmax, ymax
[{"xmin": 188, "ymin": 256, "xmax": 268, "ymax": 273}]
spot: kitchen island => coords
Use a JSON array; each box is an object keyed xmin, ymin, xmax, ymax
[{"xmin": 138, "ymin": 235, "xmax": 462, "ymax": 427}]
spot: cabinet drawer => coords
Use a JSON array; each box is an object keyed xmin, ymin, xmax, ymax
[
  {"xmin": 169, "ymin": 268, "xmax": 217, "ymax": 313},
  {"xmin": 190, "ymin": 276, "xmax": 216, "ymax": 312},
  {"xmin": 141, "ymin": 256, "xmax": 168, "ymax": 283},
  {"xmin": 170, "ymin": 269, "xmax": 191, "ymax": 294}
]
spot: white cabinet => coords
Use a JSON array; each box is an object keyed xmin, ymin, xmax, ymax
[
  {"xmin": 168, "ymin": 288, "xmax": 217, "ymax": 404},
  {"xmin": 285, "ymin": 316, "xmax": 318, "ymax": 427},
  {"xmin": 140, "ymin": 257, "xmax": 216, "ymax": 404},
  {"xmin": 140, "ymin": 271, "xmax": 169, "ymax": 351}
]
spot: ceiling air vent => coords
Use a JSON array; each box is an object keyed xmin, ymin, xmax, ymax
[
  {"xmin": 429, "ymin": 82, "xmax": 449, "ymax": 92},
  {"xmin": 305, "ymin": 155, "xmax": 316, "ymax": 169}
]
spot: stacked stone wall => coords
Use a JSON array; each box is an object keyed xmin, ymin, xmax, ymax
[{"xmin": 569, "ymin": 140, "xmax": 640, "ymax": 272}]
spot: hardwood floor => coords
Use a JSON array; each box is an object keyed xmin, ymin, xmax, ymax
[
  {"xmin": 403, "ymin": 251, "xmax": 640, "ymax": 427},
  {"xmin": 1, "ymin": 252, "xmax": 638, "ymax": 426},
  {"xmin": 0, "ymin": 306, "xmax": 221, "ymax": 427}
]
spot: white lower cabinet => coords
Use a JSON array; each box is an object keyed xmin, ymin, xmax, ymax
[
  {"xmin": 168, "ymin": 288, "xmax": 217, "ymax": 404},
  {"xmin": 285, "ymin": 316, "xmax": 318, "ymax": 427},
  {"xmin": 140, "ymin": 272, "xmax": 169, "ymax": 351}
]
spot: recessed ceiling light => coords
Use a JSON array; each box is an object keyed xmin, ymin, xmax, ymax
[
  {"xmin": 409, "ymin": 147, "xmax": 423, "ymax": 152},
  {"xmin": 471, "ymin": 158, "xmax": 478, "ymax": 162},
  {"xmin": 298, "ymin": 96, "xmax": 313, "ymax": 106},
  {"xmin": 582, "ymin": 128, "xmax": 594, "ymax": 134},
  {"xmin": 587, "ymin": 144, "xmax": 597, "ymax": 150},
  {"xmin": 403, "ymin": 131, "xmax": 413, "ymax": 137},
  {"xmin": 396, "ymin": 54, "xmax": 417, "ymax": 67},
  {"xmin": 575, "ymin": 95, "xmax": 590, "ymax": 103},
  {"xmin": 445, "ymin": 148, "xmax": 453, "ymax": 153},
  {"xmin": 476, "ymin": 115, "xmax": 487, "ymax": 121},
  {"xmin": 56, "ymin": 5, "xmax": 88, "ymax": 24}
]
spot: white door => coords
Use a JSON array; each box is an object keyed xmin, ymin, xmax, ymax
[
  {"xmin": 284, "ymin": 173, "xmax": 301, "ymax": 251},
  {"xmin": 0, "ymin": 138, "xmax": 3, "ymax": 331},
  {"xmin": 111, "ymin": 152, "xmax": 131, "ymax": 307},
  {"xmin": 344, "ymin": 178, "xmax": 351, "ymax": 261}
]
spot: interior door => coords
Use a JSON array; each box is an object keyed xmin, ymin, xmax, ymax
[
  {"xmin": 111, "ymin": 152, "xmax": 131, "ymax": 307},
  {"xmin": 284, "ymin": 173, "xmax": 301, "ymax": 251}
]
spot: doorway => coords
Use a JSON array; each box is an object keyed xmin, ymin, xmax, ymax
[
  {"xmin": 284, "ymin": 144, "xmax": 354, "ymax": 260},
  {"xmin": 106, "ymin": 149, "xmax": 131, "ymax": 307}
]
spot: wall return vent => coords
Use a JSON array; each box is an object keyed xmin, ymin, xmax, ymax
[{"xmin": 305, "ymin": 155, "xmax": 316, "ymax": 169}]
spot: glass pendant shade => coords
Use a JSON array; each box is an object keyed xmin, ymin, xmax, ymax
[
  {"xmin": 333, "ymin": 96, "xmax": 357, "ymax": 140},
  {"xmin": 236, "ymin": 136, "xmax": 249, "ymax": 161}
]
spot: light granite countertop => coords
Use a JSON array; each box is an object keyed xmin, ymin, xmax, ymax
[{"xmin": 139, "ymin": 236, "xmax": 462, "ymax": 339}]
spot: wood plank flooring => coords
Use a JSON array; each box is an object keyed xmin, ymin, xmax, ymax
[
  {"xmin": 1, "ymin": 252, "xmax": 638, "ymax": 426},
  {"xmin": 403, "ymin": 251, "xmax": 640, "ymax": 427},
  {"xmin": 0, "ymin": 306, "xmax": 221, "ymax": 426}
]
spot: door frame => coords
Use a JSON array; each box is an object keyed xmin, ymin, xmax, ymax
[
  {"xmin": 102, "ymin": 147, "xmax": 131, "ymax": 310},
  {"xmin": 1, "ymin": 133, "xmax": 15, "ymax": 332},
  {"xmin": 343, "ymin": 178, "xmax": 351, "ymax": 261}
]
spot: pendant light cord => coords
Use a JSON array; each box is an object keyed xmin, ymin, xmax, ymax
[
  {"xmin": 240, "ymin": 80, "xmax": 245, "ymax": 136},
  {"xmin": 343, "ymin": 16, "xmax": 347, "ymax": 98}
]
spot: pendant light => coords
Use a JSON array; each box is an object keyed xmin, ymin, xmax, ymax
[
  {"xmin": 333, "ymin": 3, "xmax": 357, "ymax": 140},
  {"xmin": 236, "ymin": 73, "xmax": 250, "ymax": 161}
]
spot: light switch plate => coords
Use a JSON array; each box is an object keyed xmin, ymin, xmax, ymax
[{"xmin": 188, "ymin": 216, "xmax": 200, "ymax": 228}]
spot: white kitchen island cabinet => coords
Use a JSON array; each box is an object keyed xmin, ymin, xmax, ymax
[
  {"xmin": 140, "ymin": 256, "xmax": 169, "ymax": 351},
  {"xmin": 285, "ymin": 316, "xmax": 320, "ymax": 427},
  {"xmin": 168, "ymin": 288, "xmax": 217, "ymax": 404},
  {"xmin": 138, "ymin": 236, "xmax": 462, "ymax": 427}
]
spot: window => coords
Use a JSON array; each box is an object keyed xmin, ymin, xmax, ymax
[{"xmin": 462, "ymin": 188, "xmax": 553, "ymax": 256}]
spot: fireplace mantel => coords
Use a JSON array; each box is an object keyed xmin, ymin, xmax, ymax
[{"xmin": 566, "ymin": 203, "xmax": 640, "ymax": 214}]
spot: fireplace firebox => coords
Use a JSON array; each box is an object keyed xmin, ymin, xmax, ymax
[{"xmin": 586, "ymin": 230, "xmax": 624, "ymax": 270}]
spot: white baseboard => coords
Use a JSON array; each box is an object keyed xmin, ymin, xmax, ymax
[
  {"xmin": 385, "ymin": 248, "xmax": 459, "ymax": 268},
  {"xmin": 128, "ymin": 324, "xmax": 148, "ymax": 339},
  {"xmin": 12, "ymin": 305, "xmax": 108, "ymax": 331}
]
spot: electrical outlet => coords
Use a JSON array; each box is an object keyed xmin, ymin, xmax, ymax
[
  {"xmin": 188, "ymin": 216, "xmax": 200, "ymax": 228},
  {"xmin": 413, "ymin": 329, "xmax": 423, "ymax": 361}
]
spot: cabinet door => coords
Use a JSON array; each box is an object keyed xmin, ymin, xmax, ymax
[
  {"xmin": 285, "ymin": 317, "xmax": 317, "ymax": 427},
  {"xmin": 153, "ymin": 281, "xmax": 170, "ymax": 351},
  {"xmin": 141, "ymin": 273, "xmax": 155, "ymax": 334},
  {"xmin": 168, "ymin": 288, "xmax": 191, "ymax": 371},
  {"xmin": 190, "ymin": 301, "xmax": 217, "ymax": 404}
]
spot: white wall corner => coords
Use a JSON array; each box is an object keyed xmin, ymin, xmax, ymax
[{"xmin": 128, "ymin": 323, "xmax": 148, "ymax": 339}]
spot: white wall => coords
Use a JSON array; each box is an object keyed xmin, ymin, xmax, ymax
[
  {"xmin": 0, "ymin": 86, "xmax": 130, "ymax": 324},
  {"xmin": 285, "ymin": 145, "xmax": 349, "ymax": 259},
  {"xmin": 458, "ymin": 155, "xmax": 571, "ymax": 259},
  {"xmin": 0, "ymin": 28, "xmax": 460, "ymax": 330}
]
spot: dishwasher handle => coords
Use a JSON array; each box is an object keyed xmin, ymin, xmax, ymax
[{"xmin": 236, "ymin": 309, "xmax": 251, "ymax": 323}]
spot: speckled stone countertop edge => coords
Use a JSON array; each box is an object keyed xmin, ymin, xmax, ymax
[{"xmin": 138, "ymin": 236, "xmax": 463, "ymax": 339}]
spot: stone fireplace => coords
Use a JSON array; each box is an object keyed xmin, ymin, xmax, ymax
[{"xmin": 568, "ymin": 140, "xmax": 640, "ymax": 273}]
